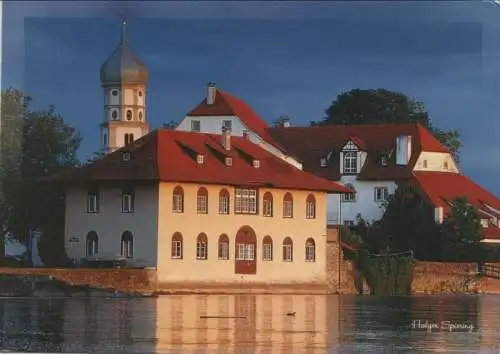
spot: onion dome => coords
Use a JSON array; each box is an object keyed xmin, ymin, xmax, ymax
[{"xmin": 100, "ymin": 21, "xmax": 148, "ymax": 86}]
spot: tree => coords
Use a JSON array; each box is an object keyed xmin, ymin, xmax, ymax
[
  {"xmin": 378, "ymin": 184, "xmax": 441, "ymax": 259},
  {"xmin": 440, "ymin": 197, "xmax": 483, "ymax": 262},
  {"xmin": 0, "ymin": 88, "xmax": 81, "ymax": 264},
  {"xmin": 162, "ymin": 120, "xmax": 178, "ymax": 130},
  {"xmin": 311, "ymin": 89, "xmax": 463, "ymax": 162}
]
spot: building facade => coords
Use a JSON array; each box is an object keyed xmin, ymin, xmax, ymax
[{"xmin": 50, "ymin": 130, "xmax": 347, "ymax": 286}]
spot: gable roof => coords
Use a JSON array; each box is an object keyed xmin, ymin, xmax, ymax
[
  {"xmin": 186, "ymin": 88, "xmax": 285, "ymax": 151},
  {"xmin": 411, "ymin": 171, "xmax": 500, "ymax": 218},
  {"xmin": 44, "ymin": 130, "xmax": 347, "ymax": 194},
  {"xmin": 267, "ymin": 123, "xmax": 449, "ymax": 181}
]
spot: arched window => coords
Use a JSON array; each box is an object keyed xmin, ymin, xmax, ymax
[
  {"xmin": 126, "ymin": 110, "xmax": 133, "ymax": 120},
  {"xmin": 196, "ymin": 233, "xmax": 208, "ymax": 260},
  {"xmin": 172, "ymin": 186, "xmax": 184, "ymax": 213},
  {"xmin": 263, "ymin": 192, "xmax": 273, "ymax": 217},
  {"xmin": 111, "ymin": 110, "xmax": 118, "ymax": 120},
  {"xmin": 282, "ymin": 237, "xmax": 293, "ymax": 262},
  {"xmin": 124, "ymin": 133, "xmax": 135, "ymax": 145},
  {"xmin": 197, "ymin": 187, "xmax": 208, "ymax": 214},
  {"xmin": 283, "ymin": 193, "xmax": 293, "ymax": 218},
  {"xmin": 139, "ymin": 112, "xmax": 143, "ymax": 120},
  {"xmin": 218, "ymin": 189, "xmax": 230, "ymax": 214},
  {"xmin": 262, "ymin": 235, "xmax": 273, "ymax": 261},
  {"xmin": 342, "ymin": 184, "xmax": 356, "ymax": 202},
  {"xmin": 112, "ymin": 90, "xmax": 118, "ymax": 96},
  {"xmin": 306, "ymin": 194, "xmax": 316, "ymax": 219},
  {"xmin": 138, "ymin": 91, "xmax": 143, "ymax": 97},
  {"xmin": 86, "ymin": 231, "xmax": 98, "ymax": 257},
  {"xmin": 103, "ymin": 131, "xmax": 108, "ymax": 147},
  {"xmin": 305, "ymin": 238, "xmax": 315, "ymax": 262},
  {"xmin": 171, "ymin": 232, "xmax": 183, "ymax": 259},
  {"xmin": 218, "ymin": 234, "xmax": 229, "ymax": 260},
  {"xmin": 121, "ymin": 231, "xmax": 134, "ymax": 258}
]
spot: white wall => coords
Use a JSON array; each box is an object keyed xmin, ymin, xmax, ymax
[
  {"xmin": 327, "ymin": 176, "xmax": 396, "ymax": 225},
  {"xmin": 65, "ymin": 185, "xmax": 159, "ymax": 266},
  {"xmin": 413, "ymin": 152, "xmax": 459, "ymax": 173},
  {"xmin": 177, "ymin": 115, "xmax": 245, "ymax": 135}
]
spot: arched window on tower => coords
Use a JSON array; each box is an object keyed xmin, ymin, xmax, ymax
[
  {"xmin": 126, "ymin": 110, "xmax": 133, "ymax": 121},
  {"xmin": 103, "ymin": 131, "xmax": 108, "ymax": 147},
  {"xmin": 124, "ymin": 133, "xmax": 135, "ymax": 145},
  {"xmin": 139, "ymin": 112, "xmax": 143, "ymax": 121},
  {"xmin": 112, "ymin": 110, "xmax": 118, "ymax": 120}
]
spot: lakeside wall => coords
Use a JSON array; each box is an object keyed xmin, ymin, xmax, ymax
[{"xmin": 0, "ymin": 227, "xmax": 499, "ymax": 294}]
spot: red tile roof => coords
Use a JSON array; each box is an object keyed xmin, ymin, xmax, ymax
[
  {"xmin": 187, "ymin": 88, "xmax": 286, "ymax": 151},
  {"xmin": 267, "ymin": 123, "xmax": 448, "ymax": 181},
  {"xmin": 410, "ymin": 171, "xmax": 500, "ymax": 217},
  {"xmin": 44, "ymin": 130, "xmax": 348, "ymax": 193}
]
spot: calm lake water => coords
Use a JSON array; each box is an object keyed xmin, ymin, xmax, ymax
[{"xmin": 0, "ymin": 294, "xmax": 498, "ymax": 353}]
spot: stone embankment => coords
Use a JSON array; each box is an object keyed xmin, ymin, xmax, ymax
[{"xmin": 0, "ymin": 268, "xmax": 158, "ymax": 297}]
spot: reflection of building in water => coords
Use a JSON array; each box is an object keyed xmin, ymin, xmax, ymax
[
  {"xmin": 479, "ymin": 295, "xmax": 500, "ymax": 350},
  {"xmin": 155, "ymin": 295, "xmax": 341, "ymax": 353}
]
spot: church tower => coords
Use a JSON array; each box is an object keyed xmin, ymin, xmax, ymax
[{"xmin": 99, "ymin": 20, "xmax": 149, "ymax": 154}]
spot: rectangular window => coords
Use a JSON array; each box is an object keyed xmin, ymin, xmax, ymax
[
  {"xmin": 86, "ymin": 191, "xmax": 99, "ymax": 213},
  {"xmin": 197, "ymin": 195, "xmax": 208, "ymax": 214},
  {"xmin": 374, "ymin": 187, "xmax": 389, "ymax": 202},
  {"xmin": 191, "ymin": 120, "xmax": 201, "ymax": 132},
  {"xmin": 236, "ymin": 244, "xmax": 255, "ymax": 260},
  {"xmin": 235, "ymin": 188, "xmax": 258, "ymax": 214},
  {"xmin": 343, "ymin": 151, "xmax": 358, "ymax": 174},
  {"xmin": 306, "ymin": 201, "xmax": 315, "ymax": 219},
  {"xmin": 121, "ymin": 190, "xmax": 134, "ymax": 213},
  {"xmin": 196, "ymin": 242, "xmax": 207, "ymax": 259},
  {"xmin": 263, "ymin": 199, "xmax": 273, "ymax": 217},
  {"xmin": 263, "ymin": 244, "xmax": 273, "ymax": 261},
  {"xmin": 219, "ymin": 242, "xmax": 229, "ymax": 260},
  {"xmin": 283, "ymin": 245, "xmax": 293, "ymax": 262},
  {"xmin": 172, "ymin": 194, "xmax": 183, "ymax": 213},
  {"xmin": 222, "ymin": 120, "xmax": 232, "ymax": 132},
  {"xmin": 283, "ymin": 200, "xmax": 293, "ymax": 218},
  {"xmin": 219, "ymin": 195, "xmax": 230, "ymax": 214},
  {"xmin": 172, "ymin": 241, "xmax": 182, "ymax": 259}
]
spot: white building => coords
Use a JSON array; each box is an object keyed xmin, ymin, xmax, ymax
[{"xmin": 176, "ymin": 85, "xmax": 500, "ymax": 242}]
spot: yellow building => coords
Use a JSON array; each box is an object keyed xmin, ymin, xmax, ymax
[{"xmin": 47, "ymin": 129, "xmax": 346, "ymax": 290}]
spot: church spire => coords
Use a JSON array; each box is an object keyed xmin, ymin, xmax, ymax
[{"xmin": 120, "ymin": 19, "xmax": 127, "ymax": 43}]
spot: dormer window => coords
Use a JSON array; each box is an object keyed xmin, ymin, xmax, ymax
[
  {"xmin": 253, "ymin": 159, "xmax": 260, "ymax": 168},
  {"xmin": 481, "ymin": 219, "xmax": 489, "ymax": 228},
  {"xmin": 320, "ymin": 157, "xmax": 327, "ymax": 167},
  {"xmin": 225, "ymin": 157, "xmax": 233, "ymax": 166},
  {"xmin": 197, "ymin": 154, "xmax": 204, "ymax": 164},
  {"xmin": 343, "ymin": 152, "xmax": 357, "ymax": 174},
  {"xmin": 121, "ymin": 151, "xmax": 131, "ymax": 161},
  {"xmin": 444, "ymin": 160, "xmax": 449, "ymax": 170},
  {"xmin": 342, "ymin": 140, "xmax": 358, "ymax": 175}
]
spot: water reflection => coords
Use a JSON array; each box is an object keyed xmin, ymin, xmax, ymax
[{"xmin": 0, "ymin": 295, "xmax": 497, "ymax": 353}]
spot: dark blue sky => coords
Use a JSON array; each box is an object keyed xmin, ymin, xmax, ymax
[{"xmin": 3, "ymin": 1, "xmax": 500, "ymax": 195}]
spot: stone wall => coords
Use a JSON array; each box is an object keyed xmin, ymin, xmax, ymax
[
  {"xmin": 411, "ymin": 262, "xmax": 479, "ymax": 294},
  {"xmin": 0, "ymin": 267, "xmax": 158, "ymax": 294}
]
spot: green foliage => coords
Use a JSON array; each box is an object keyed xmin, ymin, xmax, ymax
[
  {"xmin": 311, "ymin": 88, "xmax": 463, "ymax": 162},
  {"xmin": 441, "ymin": 197, "xmax": 484, "ymax": 262},
  {"xmin": 357, "ymin": 250, "xmax": 414, "ymax": 296},
  {"xmin": 378, "ymin": 185, "xmax": 441, "ymax": 259},
  {"xmin": 162, "ymin": 120, "xmax": 178, "ymax": 130},
  {"xmin": 0, "ymin": 87, "xmax": 81, "ymax": 264}
]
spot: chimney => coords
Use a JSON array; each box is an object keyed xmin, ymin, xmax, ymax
[
  {"xmin": 395, "ymin": 135, "xmax": 412, "ymax": 165},
  {"xmin": 221, "ymin": 127, "xmax": 231, "ymax": 151},
  {"xmin": 206, "ymin": 82, "xmax": 216, "ymax": 105}
]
